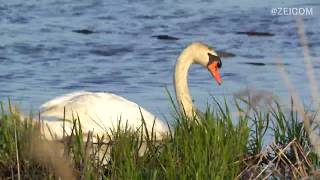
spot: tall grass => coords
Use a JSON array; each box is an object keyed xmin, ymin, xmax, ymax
[
  {"xmin": 0, "ymin": 100, "xmax": 248, "ymax": 179},
  {"xmin": 0, "ymin": 96, "xmax": 318, "ymax": 179}
]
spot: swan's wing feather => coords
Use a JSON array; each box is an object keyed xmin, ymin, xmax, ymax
[
  {"xmin": 40, "ymin": 91, "xmax": 90, "ymax": 112},
  {"xmin": 40, "ymin": 91, "xmax": 89, "ymax": 110},
  {"xmin": 40, "ymin": 92, "xmax": 169, "ymax": 135}
]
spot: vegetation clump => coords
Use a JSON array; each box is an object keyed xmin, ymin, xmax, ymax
[{"xmin": 0, "ymin": 97, "xmax": 318, "ymax": 179}]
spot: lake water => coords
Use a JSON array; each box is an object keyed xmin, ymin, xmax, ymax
[{"xmin": 0, "ymin": 0, "xmax": 319, "ymax": 119}]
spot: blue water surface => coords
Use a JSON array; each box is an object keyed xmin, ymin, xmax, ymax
[{"xmin": 0, "ymin": 0, "xmax": 319, "ymax": 119}]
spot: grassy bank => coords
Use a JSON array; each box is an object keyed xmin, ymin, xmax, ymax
[{"xmin": 0, "ymin": 97, "xmax": 318, "ymax": 179}]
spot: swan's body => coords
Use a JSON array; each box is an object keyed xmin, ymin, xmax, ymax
[
  {"xmin": 40, "ymin": 42, "xmax": 222, "ymax": 140},
  {"xmin": 40, "ymin": 91, "xmax": 168, "ymax": 140}
]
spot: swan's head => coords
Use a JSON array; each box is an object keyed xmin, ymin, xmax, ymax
[{"xmin": 189, "ymin": 42, "xmax": 222, "ymax": 85}]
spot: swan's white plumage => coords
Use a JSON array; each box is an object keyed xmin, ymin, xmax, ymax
[
  {"xmin": 39, "ymin": 42, "xmax": 219, "ymax": 141},
  {"xmin": 40, "ymin": 91, "xmax": 169, "ymax": 140},
  {"xmin": 40, "ymin": 91, "xmax": 89, "ymax": 111}
]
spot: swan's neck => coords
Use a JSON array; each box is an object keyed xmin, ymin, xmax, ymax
[{"xmin": 174, "ymin": 48, "xmax": 196, "ymax": 118}]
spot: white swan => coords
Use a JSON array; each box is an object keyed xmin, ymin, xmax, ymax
[{"xmin": 40, "ymin": 42, "xmax": 223, "ymax": 140}]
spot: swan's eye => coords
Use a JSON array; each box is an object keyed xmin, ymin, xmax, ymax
[
  {"xmin": 207, "ymin": 53, "xmax": 222, "ymax": 68},
  {"xmin": 217, "ymin": 61, "xmax": 222, "ymax": 68}
]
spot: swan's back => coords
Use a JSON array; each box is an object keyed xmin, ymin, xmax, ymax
[{"xmin": 40, "ymin": 91, "xmax": 169, "ymax": 138}]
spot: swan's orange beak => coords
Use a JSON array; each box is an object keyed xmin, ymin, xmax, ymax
[{"xmin": 208, "ymin": 61, "xmax": 222, "ymax": 85}]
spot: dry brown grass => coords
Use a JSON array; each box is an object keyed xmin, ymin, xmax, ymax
[
  {"xmin": 236, "ymin": 138, "xmax": 317, "ymax": 179},
  {"xmin": 29, "ymin": 136, "xmax": 76, "ymax": 180},
  {"xmin": 277, "ymin": 16, "xmax": 320, "ymax": 159}
]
